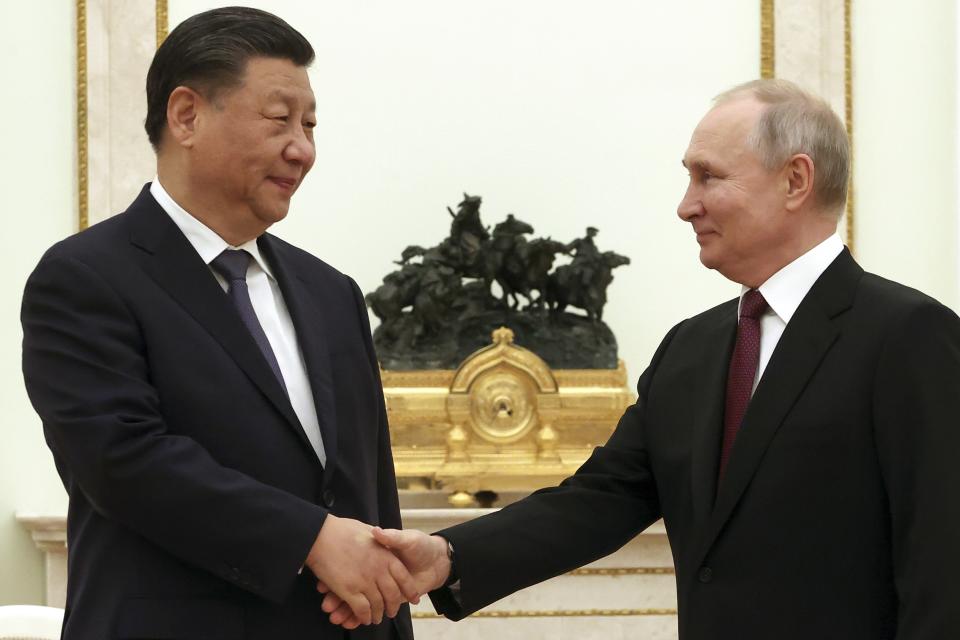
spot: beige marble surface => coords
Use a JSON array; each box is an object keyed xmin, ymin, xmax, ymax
[
  {"xmin": 775, "ymin": 0, "xmax": 847, "ymax": 114},
  {"xmin": 85, "ymin": 0, "xmax": 156, "ymax": 226},
  {"xmin": 413, "ymin": 616, "xmax": 679, "ymax": 640},
  {"xmin": 403, "ymin": 508, "xmax": 677, "ymax": 639},
  {"xmin": 774, "ymin": 0, "xmax": 850, "ymax": 244}
]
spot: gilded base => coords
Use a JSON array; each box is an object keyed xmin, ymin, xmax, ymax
[{"xmin": 385, "ymin": 328, "xmax": 634, "ymax": 502}]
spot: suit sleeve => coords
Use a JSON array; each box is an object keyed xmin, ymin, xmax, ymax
[
  {"xmin": 872, "ymin": 301, "xmax": 960, "ymax": 638},
  {"xmin": 21, "ymin": 254, "xmax": 327, "ymax": 603},
  {"xmin": 428, "ymin": 322, "xmax": 682, "ymax": 620}
]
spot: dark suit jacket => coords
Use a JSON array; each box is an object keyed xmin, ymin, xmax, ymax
[
  {"xmin": 21, "ymin": 185, "xmax": 413, "ymax": 640},
  {"xmin": 430, "ymin": 249, "xmax": 960, "ymax": 639}
]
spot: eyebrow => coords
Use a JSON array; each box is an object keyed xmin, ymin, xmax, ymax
[
  {"xmin": 681, "ymin": 159, "xmax": 711, "ymax": 171},
  {"xmin": 267, "ymin": 89, "xmax": 316, "ymax": 112}
]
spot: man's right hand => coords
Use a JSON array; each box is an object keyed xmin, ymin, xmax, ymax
[
  {"xmin": 305, "ymin": 514, "xmax": 420, "ymax": 626},
  {"xmin": 320, "ymin": 527, "xmax": 451, "ymax": 628}
]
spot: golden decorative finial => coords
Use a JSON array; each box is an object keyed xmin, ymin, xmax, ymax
[
  {"xmin": 491, "ymin": 327, "xmax": 515, "ymax": 345},
  {"xmin": 447, "ymin": 491, "xmax": 476, "ymax": 508}
]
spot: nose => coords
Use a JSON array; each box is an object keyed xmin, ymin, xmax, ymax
[
  {"xmin": 283, "ymin": 128, "xmax": 316, "ymax": 169},
  {"xmin": 677, "ymin": 182, "xmax": 703, "ymax": 221}
]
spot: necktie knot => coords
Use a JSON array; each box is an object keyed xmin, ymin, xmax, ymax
[
  {"xmin": 211, "ymin": 249, "xmax": 251, "ymax": 282},
  {"xmin": 740, "ymin": 289, "xmax": 768, "ymax": 320},
  {"xmin": 210, "ymin": 248, "xmax": 287, "ymax": 395}
]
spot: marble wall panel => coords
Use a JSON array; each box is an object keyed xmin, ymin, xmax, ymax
[{"xmin": 85, "ymin": 0, "xmax": 156, "ymax": 226}]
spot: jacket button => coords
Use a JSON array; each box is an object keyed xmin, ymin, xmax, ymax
[
  {"xmin": 322, "ymin": 489, "xmax": 335, "ymax": 508},
  {"xmin": 698, "ymin": 567, "xmax": 713, "ymax": 583}
]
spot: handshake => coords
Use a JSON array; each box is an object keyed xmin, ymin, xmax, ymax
[{"xmin": 305, "ymin": 514, "xmax": 451, "ymax": 629}]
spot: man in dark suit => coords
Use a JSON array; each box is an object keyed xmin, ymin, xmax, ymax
[
  {"xmin": 323, "ymin": 79, "xmax": 960, "ymax": 638},
  {"xmin": 21, "ymin": 8, "xmax": 416, "ymax": 639}
]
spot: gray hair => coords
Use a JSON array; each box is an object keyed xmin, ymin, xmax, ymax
[{"xmin": 715, "ymin": 79, "xmax": 850, "ymax": 214}]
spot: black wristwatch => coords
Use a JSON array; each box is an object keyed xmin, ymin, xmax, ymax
[{"xmin": 442, "ymin": 538, "xmax": 459, "ymax": 587}]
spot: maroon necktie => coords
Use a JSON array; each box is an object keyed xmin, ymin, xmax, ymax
[{"xmin": 719, "ymin": 289, "xmax": 768, "ymax": 481}]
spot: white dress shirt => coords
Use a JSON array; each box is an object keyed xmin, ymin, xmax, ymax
[
  {"xmin": 150, "ymin": 179, "xmax": 327, "ymax": 466},
  {"xmin": 741, "ymin": 234, "xmax": 845, "ymax": 394}
]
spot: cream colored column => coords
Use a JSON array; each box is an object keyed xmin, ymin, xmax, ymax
[
  {"xmin": 774, "ymin": 0, "xmax": 846, "ymax": 115},
  {"xmin": 85, "ymin": 0, "xmax": 158, "ymax": 226},
  {"xmin": 772, "ymin": 0, "xmax": 851, "ymax": 246},
  {"xmin": 16, "ymin": 515, "xmax": 68, "ymax": 608}
]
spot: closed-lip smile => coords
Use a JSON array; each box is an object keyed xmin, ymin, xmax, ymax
[{"xmin": 269, "ymin": 176, "xmax": 297, "ymax": 189}]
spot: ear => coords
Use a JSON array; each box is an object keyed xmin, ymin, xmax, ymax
[
  {"xmin": 783, "ymin": 153, "xmax": 815, "ymax": 212},
  {"xmin": 165, "ymin": 86, "xmax": 203, "ymax": 149}
]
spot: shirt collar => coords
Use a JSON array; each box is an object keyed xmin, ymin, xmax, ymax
[
  {"xmin": 149, "ymin": 177, "xmax": 275, "ymax": 279},
  {"xmin": 739, "ymin": 234, "xmax": 844, "ymax": 324}
]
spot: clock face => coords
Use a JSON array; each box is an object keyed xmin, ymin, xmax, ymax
[{"xmin": 470, "ymin": 366, "xmax": 537, "ymax": 445}]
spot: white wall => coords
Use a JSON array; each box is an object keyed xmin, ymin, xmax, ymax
[
  {"xmin": 170, "ymin": 0, "xmax": 761, "ymax": 382},
  {"xmin": 0, "ymin": 1, "xmax": 74, "ymax": 604},
  {"xmin": 854, "ymin": 0, "xmax": 958, "ymax": 310}
]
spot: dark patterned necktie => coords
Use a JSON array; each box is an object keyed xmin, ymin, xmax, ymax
[
  {"xmin": 210, "ymin": 249, "xmax": 287, "ymax": 394},
  {"xmin": 719, "ymin": 289, "xmax": 768, "ymax": 481}
]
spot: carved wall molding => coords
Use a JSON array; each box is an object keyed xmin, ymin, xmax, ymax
[
  {"xmin": 16, "ymin": 514, "xmax": 68, "ymax": 607},
  {"xmin": 413, "ymin": 609, "xmax": 678, "ymax": 619}
]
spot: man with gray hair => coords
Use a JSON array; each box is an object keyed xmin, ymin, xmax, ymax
[{"xmin": 323, "ymin": 79, "xmax": 960, "ymax": 638}]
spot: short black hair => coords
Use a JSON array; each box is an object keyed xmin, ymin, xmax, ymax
[{"xmin": 144, "ymin": 6, "xmax": 315, "ymax": 151}]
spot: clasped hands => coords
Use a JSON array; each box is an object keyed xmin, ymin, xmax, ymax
[{"xmin": 305, "ymin": 514, "xmax": 450, "ymax": 629}]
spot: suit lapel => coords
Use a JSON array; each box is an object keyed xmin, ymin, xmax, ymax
[
  {"xmin": 258, "ymin": 235, "xmax": 339, "ymax": 480},
  {"xmin": 689, "ymin": 303, "xmax": 738, "ymax": 525},
  {"xmin": 125, "ymin": 187, "xmax": 309, "ymax": 452},
  {"xmin": 693, "ymin": 249, "xmax": 862, "ymax": 568}
]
